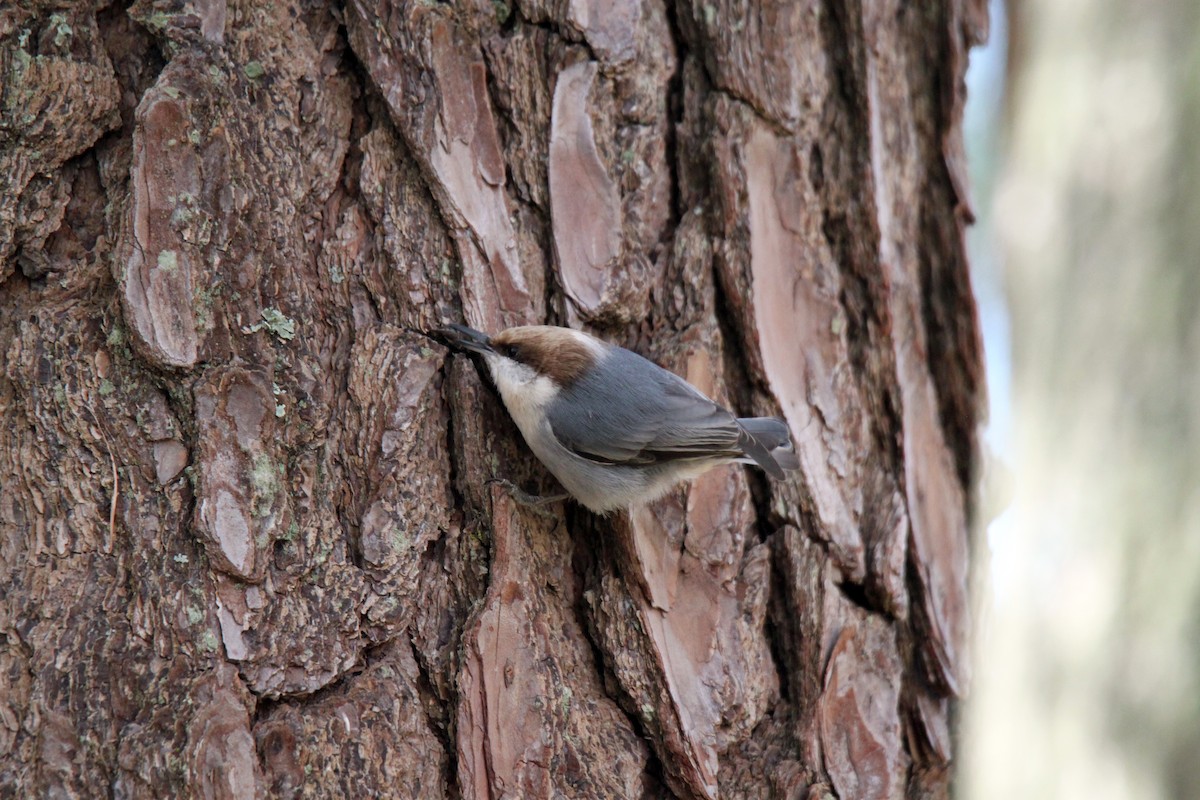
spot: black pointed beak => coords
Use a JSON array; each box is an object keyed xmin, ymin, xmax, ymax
[{"xmin": 428, "ymin": 324, "xmax": 494, "ymax": 356}]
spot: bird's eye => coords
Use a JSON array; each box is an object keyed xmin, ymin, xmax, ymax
[{"xmin": 498, "ymin": 343, "xmax": 519, "ymax": 361}]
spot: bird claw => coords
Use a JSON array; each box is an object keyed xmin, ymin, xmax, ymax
[{"xmin": 485, "ymin": 479, "xmax": 569, "ymax": 511}]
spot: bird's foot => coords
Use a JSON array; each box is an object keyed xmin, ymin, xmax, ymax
[{"xmin": 485, "ymin": 479, "xmax": 569, "ymax": 512}]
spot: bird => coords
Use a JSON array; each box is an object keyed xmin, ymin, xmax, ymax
[{"xmin": 432, "ymin": 323, "xmax": 799, "ymax": 513}]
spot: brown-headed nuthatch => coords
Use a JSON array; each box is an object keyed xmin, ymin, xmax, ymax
[{"xmin": 434, "ymin": 324, "xmax": 799, "ymax": 513}]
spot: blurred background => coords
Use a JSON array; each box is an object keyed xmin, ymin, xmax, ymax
[{"xmin": 961, "ymin": 0, "xmax": 1200, "ymax": 798}]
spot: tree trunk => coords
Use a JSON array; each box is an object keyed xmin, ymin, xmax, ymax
[{"xmin": 0, "ymin": 1, "xmax": 986, "ymax": 798}]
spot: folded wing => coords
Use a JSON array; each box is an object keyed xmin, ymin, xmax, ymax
[{"xmin": 546, "ymin": 347, "xmax": 787, "ymax": 478}]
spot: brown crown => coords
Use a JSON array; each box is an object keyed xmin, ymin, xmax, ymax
[{"xmin": 491, "ymin": 326, "xmax": 600, "ymax": 387}]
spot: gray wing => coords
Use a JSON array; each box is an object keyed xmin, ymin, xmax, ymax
[{"xmin": 545, "ymin": 346, "xmax": 743, "ymax": 466}]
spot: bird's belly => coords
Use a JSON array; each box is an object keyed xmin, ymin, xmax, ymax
[
  {"xmin": 522, "ymin": 428, "xmax": 648, "ymax": 512},
  {"xmin": 496, "ymin": 389, "xmax": 721, "ymax": 512}
]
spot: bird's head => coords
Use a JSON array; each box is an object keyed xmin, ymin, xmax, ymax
[{"xmin": 432, "ymin": 324, "xmax": 604, "ymax": 400}]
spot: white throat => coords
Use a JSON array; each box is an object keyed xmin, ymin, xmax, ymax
[{"xmin": 485, "ymin": 355, "xmax": 560, "ymax": 435}]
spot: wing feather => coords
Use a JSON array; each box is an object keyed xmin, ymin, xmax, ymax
[{"xmin": 546, "ymin": 347, "xmax": 742, "ymax": 466}]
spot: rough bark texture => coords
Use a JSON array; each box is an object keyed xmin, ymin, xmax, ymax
[{"xmin": 0, "ymin": 1, "xmax": 985, "ymax": 798}]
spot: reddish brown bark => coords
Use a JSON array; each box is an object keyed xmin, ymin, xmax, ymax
[{"xmin": 0, "ymin": 1, "xmax": 986, "ymax": 798}]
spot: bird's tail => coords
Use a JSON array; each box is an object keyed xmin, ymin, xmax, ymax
[{"xmin": 735, "ymin": 417, "xmax": 800, "ymax": 480}]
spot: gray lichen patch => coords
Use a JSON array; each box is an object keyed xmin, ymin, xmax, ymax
[
  {"xmin": 244, "ymin": 307, "xmax": 296, "ymax": 341},
  {"xmin": 250, "ymin": 453, "xmax": 281, "ymax": 518}
]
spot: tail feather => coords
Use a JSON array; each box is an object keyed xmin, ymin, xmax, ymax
[{"xmin": 735, "ymin": 417, "xmax": 799, "ymax": 479}]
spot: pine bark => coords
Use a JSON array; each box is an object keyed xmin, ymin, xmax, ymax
[{"xmin": 0, "ymin": 1, "xmax": 986, "ymax": 798}]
